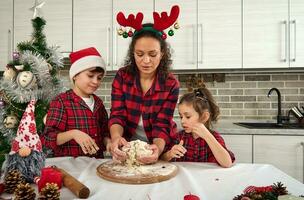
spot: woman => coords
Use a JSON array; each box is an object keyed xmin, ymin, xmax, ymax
[{"xmin": 109, "ymin": 23, "xmax": 180, "ymax": 164}]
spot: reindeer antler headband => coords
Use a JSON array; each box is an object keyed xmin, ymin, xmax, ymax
[{"xmin": 116, "ymin": 5, "xmax": 180, "ymax": 40}]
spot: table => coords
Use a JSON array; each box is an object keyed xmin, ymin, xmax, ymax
[{"xmin": 2, "ymin": 157, "xmax": 304, "ymax": 199}]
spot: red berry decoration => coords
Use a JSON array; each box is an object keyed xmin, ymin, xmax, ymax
[
  {"xmin": 161, "ymin": 33, "xmax": 167, "ymax": 40},
  {"xmin": 184, "ymin": 194, "xmax": 200, "ymax": 200},
  {"xmin": 128, "ymin": 30, "xmax": 133, "ymax": 37}
]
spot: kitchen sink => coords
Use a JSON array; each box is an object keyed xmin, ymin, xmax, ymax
[{"xmin": 234, "ymin": 122, "xmax": 303, "ymax": 129}]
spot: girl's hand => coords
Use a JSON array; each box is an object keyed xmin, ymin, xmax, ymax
[
  {"xmin": 73, "ymin": 130, "xmax": 99, "ymax": 155},
  {"xmin": 191, "ymin": 123, "xmax": 211, "ymax": 139},
  {"xmin": 168, "ymin": 140, "xmax": 187, "ymax": 160},
  {"xmin": 137, "ymin": 144, "xmax": 159, "ymax": 164},
  {"xmin": 110, "ymin": 137, "xmax": 129, "ymax": 161}
]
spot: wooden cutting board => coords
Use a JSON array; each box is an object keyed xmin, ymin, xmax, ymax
[{"xmin": 96, "ymin": 160, "xmax": 178, "ymax": 184}]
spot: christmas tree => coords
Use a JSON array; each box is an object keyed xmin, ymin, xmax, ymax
[{"xmin": 0, "ymin": 2, "xmax": 64, "ymax": 169}]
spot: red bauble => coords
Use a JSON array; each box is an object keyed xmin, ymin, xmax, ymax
[
  {"xmin": 184, "ymin": 194, "xmax": 200, "ymax": 200},
  {"xmin": 37, "ymin": 167, "xmax": 62, "ymax": 192},
  {"xmin": 161, "ymin": 33, "xmax": 167, "ymax": 40},
  {"xmin": 128, "ymin": 30, "xmax": 133, "ymax": 37},
  {"xmin": 0, "ymin": 183, "xmax": 5, "ymax": 194}
]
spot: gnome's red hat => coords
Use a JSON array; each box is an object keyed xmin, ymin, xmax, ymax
[{"xmin": 10, "ymin": 99, "xmax": 42, "ymax": 155}]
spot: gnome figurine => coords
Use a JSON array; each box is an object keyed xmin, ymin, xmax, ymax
[{"xmin": 4, "ymin": 99, "xmax": 45, "ymax": 183}]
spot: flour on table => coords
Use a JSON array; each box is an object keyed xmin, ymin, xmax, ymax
[{"xmin": 121, "ymin": 140, "xmax": 153, "ymax": 167}]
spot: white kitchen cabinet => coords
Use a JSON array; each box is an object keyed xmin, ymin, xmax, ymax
[
  {"xmin": 0, "ymin": 0, "xmax": 13, "ymax": 71},
  {"xmin": 243, "ymin": 0, "xmax": 304, "ymax": 69},
  {"xmin": 155, "ymin": 1, "xmax": 197, "ymax": 70},
  {"xmin": 198, "ymin": 0, "xmax": 242, "ymax": 69},
  {"xmin": 289, "ymin": 0, "xmax": 304, "ymax": 68},
  {"xmin": 254, "ymin": 135, "xmax": 304, "ymax": 182},
  {"xmin": 73, "ymin": 0, "xmax": 112, "ymax": 71},
  {"xmin": 222, "ymin": 134, "xmax": 253, "ymax": 163},
  {"xmin": 14, "ymin": 0, "xmax": 72, "ymax": 53},
  {"xmin": 112, "ymin": 0, "xmax": 154, "ymax": 70}
]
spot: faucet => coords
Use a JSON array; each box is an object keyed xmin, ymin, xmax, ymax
[{"xmin": 267, "ymin": 87, "xmax": 288, "ymax": 125}]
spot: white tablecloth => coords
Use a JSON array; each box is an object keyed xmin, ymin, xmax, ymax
[{"xmin": 2, "ymin": 157, "xmax": 304, "ymax": 199}]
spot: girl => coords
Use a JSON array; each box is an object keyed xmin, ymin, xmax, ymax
[
  {"xmin": 41, "ymin": 47, "xmax": 111, "ymax": 158},
  {"xmin": 161, "ymin": 86, "xmax": 235, "ymax": 168}
]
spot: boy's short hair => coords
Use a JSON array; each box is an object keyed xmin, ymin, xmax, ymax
[{"xmin": 69, "ymin": 47, "xmax": 106, "ymax": 80}]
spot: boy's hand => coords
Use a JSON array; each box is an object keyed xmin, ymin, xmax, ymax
[
  {"xmin": 169, "ymin": 140, "xmax": 187, "ymax": 160},
  {"xmin": 73, "ymin": 130, "xmax": 99, "ymax": 155}
]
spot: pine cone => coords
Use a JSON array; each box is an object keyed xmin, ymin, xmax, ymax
[
  {"xmin": 39, "ymin": 183, "xmax": 60, "ymax": 200},
  {"xmin": 272, "ymin": 182, "xmax": 288, "ymax": 196},
  {"xmin": 4, "ymin": 170, "xmax": 25, "ymax": 194},
  {"xmin": 14, "ymin": 183, "xmax": 36, "ymax": 200}
]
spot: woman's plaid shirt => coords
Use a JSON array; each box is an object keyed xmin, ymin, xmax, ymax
[
  {"xmin": 41, "ymin": 89, "xmax": 109, "ymax": 158},
  {"xmin": 109, "ymin": 67, "xmax": 180, "ymax": 145}
]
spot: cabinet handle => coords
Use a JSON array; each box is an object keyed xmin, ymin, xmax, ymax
[
  {"xmin": 106, "ymin": 27, "xmax": 110, "ymax": 66},
  {"xmin": 8, "ymin": 29, "xmax": 12, "ymax": 61},
  {"xmin": 282, "ymin": 20, "xmax": 288, "ymax": 62},
  {"xmin": 198, "ymin": 24, "xmax": 203, "ymax": 64},
  {"xmin": 290, "ymin": 20, "xmax": 296, "ymax": 62},
  {"xmin": 301, "ymin": 142, "xmax": 304, "ymax": 183}
]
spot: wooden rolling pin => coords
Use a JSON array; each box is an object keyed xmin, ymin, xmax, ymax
[{"xmin": 52, "ymin": 166, "xmax": 90, "ymax": 199}]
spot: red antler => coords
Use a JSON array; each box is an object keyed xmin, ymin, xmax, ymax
[
  {"xmin": 153, "ymin": 5, "xmax": 180, "ymax": 31},
  {"xmin": 116, "ymin": 12, "xmax": 143, "ymax": 31}
]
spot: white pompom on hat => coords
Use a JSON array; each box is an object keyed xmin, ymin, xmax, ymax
[{"xmin": 69, "ymin": 47, "xmax": 106, "ymax": 80}]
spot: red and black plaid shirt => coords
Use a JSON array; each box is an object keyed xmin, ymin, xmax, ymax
[
  {"xmin": 170, "ymin": 130, "xmax": 235, "ymax": 164},
  {"xmin": 109, "ymin": 67, "xmax": 180, "ymax": 145},
  {"xmin": 40, "ymin": 89, "xmax": 109, "ymax": 158}
]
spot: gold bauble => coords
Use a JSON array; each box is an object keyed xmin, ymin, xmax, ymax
[{"xmin": 174, "ymin": 22, "xmax": 180, "ymax": 29}]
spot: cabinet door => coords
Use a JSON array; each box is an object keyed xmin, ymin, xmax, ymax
[
  {"xmin": 289, "ymin": 0, "xmax": 304, "ymax": 68},
  {"xmin": 254, "ymin": 135, "xmax": 304, "ymax": 182},
  {"xmin": 0, "ymin": 0, "xmax": 13, "ymax": 71},
  {"xmin": 14, "ymin": 0, "xmax": 72, "ymax": 53},
  {"xmin": 74, "ymin": 0, "xmax": 112, "ymax": 71},
  {"xmin": 112, "ymin": 0, "xmax": 153, "ymax": 70},
  {"xmin": 155, "ymin": 0, "xmax": 197, "ymax": 70},
  {"xmin": 198, "ymin": 0, "xmax": 242, "ymax": 69},
  {"xmin": 222, "ymin": 134, "xmax": 253, "ymax": 163},
  {"xmin": 243, "ymin": 0, "xmax": 289, "ymax": 68}
]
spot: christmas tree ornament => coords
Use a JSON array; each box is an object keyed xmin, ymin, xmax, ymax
[
  {"xmin": 5, "ymin": 99, "xmax": 45, "ymax": 183},
  {"xmin": 116, "ymin": 5, "xmax": 180, "ymax": 40},
  {"xmin": 128, "ymin": 29, "xmax": 134, "ymax": 37},
  {"xmin": 29, "ymin": 0, "xmax": 45, "ymax": 19},
  {"xmin": 174, "ymin": 22, "xmax": 180, "ymax": 29},
  {"xmin": 3, "ymin": 115, "xmax": 19, "ymax": 129},
  {"xmin": 168, "ymin": 29, "xmax": 174, "ymax": 36},
  {"xmin": 0, "ymin": 98, "xmax": 5, "ymax": 108},
  {"xmin": 39, "ymin": 183, "xmax": 60, "ymax": 200},
  {"xmin": 43, "ymin": 114, "xmax": 47, "ymax": 125},
  {"xmin": 161, "ymin": 32, "xmax": 167, "ymax": 40},
  {"xmin": 14, "ymin": 182, "xmax": 36, "ymax": 200},
  {"xmin": 15, "ymin": 65, "xmax": 24, "ymax": 71},
  {"xmin": 3, "ymin": 67, "xmax": 17, "ymax": 81},
  {"xmin": 13, "ymin": 51, "xmax": 20, "ymax": 60},
  {"xmin": 123, "ymin": 31, "xmax": 129, "ymax": 38},
  {"xmin": 16, "ymin": 71, "xmax": 37, "ymax": 89},
  {"xmin": 4, "ymin": 170, "xmax": 25, "ymax": 194},
  {"xmin": 117, "ymin": 27, "xmax": 124, "ymax": 35}
]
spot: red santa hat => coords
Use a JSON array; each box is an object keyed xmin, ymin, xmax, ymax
[
  {"xmin": 10, "ymin": 99, "xmax": 42, "ymax": 154},
  {"xmin": 69, "ymin": 47, "xmax": 106, "ymax": 80}
]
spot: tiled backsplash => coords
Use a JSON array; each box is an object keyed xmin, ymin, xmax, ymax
[{"xmin": 59, "ymin": 70, "xmax": 304, "ymax": 121}]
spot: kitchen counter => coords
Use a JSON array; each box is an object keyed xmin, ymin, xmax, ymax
[{"xmin": 174, "ymin": 118, "xmax": 304, "ymax": 135}]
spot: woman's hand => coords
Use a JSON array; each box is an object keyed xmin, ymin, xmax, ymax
[
  {"xmin": 137, "ymin": 144, "xmax": 160, "ymax": 164},
  {"xmin": 168, "ymin": 140, "xmax": 187, "ymax": 160},
  {"xmin": 73, "ymin": 130, "xmax": 99, "ymax": 155},
  {"xmin": 110, "ymin": 137, "xmax": 129, "ymax": 161}
]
